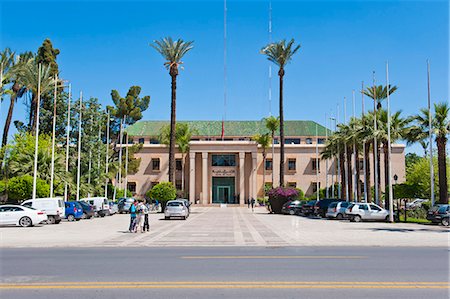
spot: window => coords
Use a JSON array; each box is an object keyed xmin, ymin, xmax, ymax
[
  {"xmin": 358, "ymin": 204, "xmax": 368, "ymax": 211},
  {"xmin": 176, "ymin": 159, "xmax": 182, "ymax": 171},
  {"xmin": 212, "ymin": 154, "xmax": 236, "ymax": 166},
  {"xmin": 318, "ymin": 138, "xmax": 325, "ymax": 144},
  {"xmin": 274, "ymin": 138, "xmax": 279, "ymax": 144},
  {"xmin": 152, "ymin": 158, "xmax": 160, "ymax": 171},
  {"xmin": 138, "ymin": 138, "xmax": 145, "ymax": 144},
  {"xmin": 285, "ymin": 138, "xmax": 300, "ymax": 144},
  {"xmin": 359, "ymin": 159, "xmax": 364, "ymax": 170},
  {"xmin": 312, "ymin": 182, "xmax": 320, "ymax": 193},
  {"xmin": 287, "ymin": 182, "xmax": 297, "ymax": 188},
  {"xmin": 288, "ymin": 159, "xmax": 296, "ymax": 171},
  {"xmin": 370, "ymin": 204, "xmax": 381, "ymax": 211},
  {"xmin": 176, "ymin": 180, "xmax": 182, "ymax": 190},
  {"xmin": 151, "ymin": 181, "xmax": 159, "ymax": 189},
  {"xmin": 127, "ymin": 182, "xmax": 136, "ymax": 193},
  {"xmin": 149, "ymin": 138, "xmax": 159, "ymax": 144},
  {"xmin": 312, "ymin": 158, "xmax": 320, "ymax": 172},
  {"xmin": 23, "ymin": 202, "xmax": 32, "ymax": 208},
  {"xmin": 306, "ymin": 138, "xmax": 313, "ymax": 144},
  {"xmin": 265, "ymin": 159, "xmax": 273, "ymax": 170}
]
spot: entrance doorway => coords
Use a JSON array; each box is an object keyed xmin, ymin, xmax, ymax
[{"xmin": 212, "ymin": 177, "xmax": 236, "ymax": 204}]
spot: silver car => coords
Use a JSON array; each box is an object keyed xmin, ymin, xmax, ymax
[
  {"xmin": 326, "ymin": 201, "xmax": 351, "ymax": 220},
  {"xmin": 164, "ymin": 200, "xmax": 189, "ymax": 220},
  {"xmin": 345, "ymin": 203, "xmax": 391, "ymax": 222}
]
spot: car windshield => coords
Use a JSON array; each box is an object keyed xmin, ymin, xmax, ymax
[
  {"xmin": 438, "ymin": 206, "xmax": 448, "ymax": 213},
  {"xmin": 329, "ymin": 203, "xmax": 337, "ymax": 208},
  {"xmin": 167, "ymin": 202, "xmax": 183, "ymax": 207}
]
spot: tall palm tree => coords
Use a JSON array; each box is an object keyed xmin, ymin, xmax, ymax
[
  {"xmin": 261, "ymin": 39, "xmax": 300, "ymax": 186},
  {"xmin": 151, "ymin": 37, "xmax": 194, "ymax": 184},
  {"xmin": 411, "ymin": 102, "xmax": 449, "ymax": 204},
  {"xmin": 253, "ymin": 133, "xmax": 271, "ymax": 197},
  {"xmin": 16, "ymin": 58, "xmax": 55, "ymax": 133},
  {"xmin": 264, "ymin": 116, "xmax": 279, "ymax": 187},
  {"xmin": 322, "ymin": 132, "xmax": 347, "ymax": 199}
]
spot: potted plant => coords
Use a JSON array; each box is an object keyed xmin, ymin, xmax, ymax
[{"xmin": 267, "ymin": 187, "xmax": 299, "ymax": 214}]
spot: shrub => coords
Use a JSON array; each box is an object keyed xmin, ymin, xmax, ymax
[
  {"xmin": 7, "ymin": 175, "xmax": 49, "ymax": 202},
  {"xmin": 267, "ymin": 187, "xmax": 299, "ymax": 214},
  {"xmin": 146, "ymin": 182, "xmax": 176, "ymax": 210},
  {"xmin": 116, "ymin": 188, "xmax": 132, "ymax": 198},
  {"xmin": 294, "ymin": 188, "xmax": 305, "ymax": 200}
]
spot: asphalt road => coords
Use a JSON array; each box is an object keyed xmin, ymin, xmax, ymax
[{"xmin": 1, "ymin": 246, "xmax": 448, "ymax": 299}]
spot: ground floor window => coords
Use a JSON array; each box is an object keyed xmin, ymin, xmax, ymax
[
  {"xmin": 176, "ymin": 180, "xmax": 182, "ymax": 190},
  {"xmin": 287, "ymin": 182, "xmax": 297, "ymax": 188},
  {"xmin": 176, "ymin": 159, "xmax": 182, "ymax": 171},
  {"xmin": 127, "ymin": 182, "xmax": 136, "ymax": 193},
  {"xmin": 312, "ymin": 182, "xmax": 321, "ymax": 193},
  {"xmin": 265, "ymin": 159, "xmax": 273, "ymax": 170},
  {"xmin": 212, "ymin": 177, "xmax": 236, "ymax": 204}
]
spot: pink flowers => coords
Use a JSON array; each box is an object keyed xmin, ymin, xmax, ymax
[{"xmin": 267, "ymin": 187, "xmax": 299, "ymax": 200}]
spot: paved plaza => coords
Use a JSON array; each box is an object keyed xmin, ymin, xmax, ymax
[{"xmin": 0, "ymin": 206, "xmax": 448, "ymax": 248}]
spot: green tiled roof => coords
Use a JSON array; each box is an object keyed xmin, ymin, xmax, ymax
[{"xmin": 125, "ymin": 120, "xmax": 330, "ymax": 137}]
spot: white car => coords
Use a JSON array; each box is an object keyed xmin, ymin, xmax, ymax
[
  {"xmin": 406, "ymin": 198, "xmax": 427, "ymax": 209},
  {"xmin": 0, "ymin": 205, "xmax": 48, "ymax": 227},
  {"xmin": 164, "ymin": 200, "xmax": 189, "ymax": 220},
  {"xmin": 22, "ymin": 197, "xmax": 65, "ymax": 224},
  {"xmin": 80, "ymin": 197, "xmax": 110, "ymax": 217},
  {"xmin": 345, "ymin": 203, "xmax": 392, "ymax": 222}
]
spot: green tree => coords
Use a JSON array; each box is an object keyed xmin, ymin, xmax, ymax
[
  {"xmin": 261, "ymin": 39, "xmax": 300, "ymax": 186},
  {"xmin": 7, "ymin": 175, "xmax": 49, "ymax": 202},
  {"xmin": 109, "ymin": 86, "xmax": 150, "ymax": 128},
  {"xmin": 264, "ymin": 116, "xmax": 279, "ymax": 187},
  {"xmin": 151, "ymin": 37, "xmax": 194, "ymax": 184},
  {"xmin": 253, "ymin": 133, "xmax": 271, "ymax": 197},
  {"xmin": 146, "ymin": 182, "xmax": 176, "ymax": 210},
  {"xmin": 36, "ymin": 38, "xmax": 60, "ymax": 77}
]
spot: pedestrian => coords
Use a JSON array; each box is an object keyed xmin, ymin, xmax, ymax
[
  {"xmin": 247, "ymin": 199, "xmax": 250, "ymax": 209},
  {"xmin": 251, "ymin": 198, "xmax": 255, "ymax": 212},
  {"xmin": 135, "ymin": 201, "xmax": 145, "ymax": 233},
  {"xmin": 129, "ymin": 200, "xmax": 137, "ymax": 232},
  {"xmin": 142, "ymin": 201, "xmax": 150, "ymax": 232}
]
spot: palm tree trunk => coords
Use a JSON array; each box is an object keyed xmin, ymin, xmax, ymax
[
  {"xmin": 364, "ymin": 141, "xmax": 372, "ymax": 203},
  {"xmin": 383, "ymin": 142, "xmax": 390, "ymax": 209},
  {"xmin": 2, "ymin": 94, "xmax": 16, "ymax": 146},
  {"xmin": 339, "ymin": 151, "xmax": 346, "ymax": 200},
  {"xmin": 279, "ymin": 68, "xmax": 285, "ymax": 187},
  {"xmin": 355, "ymin": 146, "xmax": 361, "ymax": 202},
  {"xmin": 377, "ymin": 144, "xmax": 381, "ymax": 201},
  {"xmin": 271, "ymin": 131, "xmax": 275, "ymax": 187},
  {"xmin": 181, "ymin": 152, "xmax": 185, "ymax": 192},
  {"xmin": 346, "ymin": 145, "xmax": 353, "ymax": 202},
  {"xmin": 168, "ymin": 70, "xmax": 177, "ymax": 184},
  {"xmin": 262, "ymin": 151, "xmax": 266, "ymax": 198},
  {"xmin": 30, "ymin": 94, "xmax": 37, "ymax": 132},
  {"xmin": 436, "ymin": 137, "xmax": 448, "ymax": 204}
]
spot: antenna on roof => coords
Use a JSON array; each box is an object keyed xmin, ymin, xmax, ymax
[{"xmin": 268, "ymin": 0, "xmax": 273, "ymax": 116}]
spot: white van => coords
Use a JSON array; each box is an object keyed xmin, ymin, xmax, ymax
[
  {"xmin": 21, "ymin": 197, "xmax": 65, "ymax": 224},
  {"xmin": 80, "ymin": 197, "xmax": 110, "ymax": 217}
]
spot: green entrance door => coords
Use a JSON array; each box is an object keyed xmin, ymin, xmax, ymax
[{"xmin": 212, "ymin": 177, "xmax": 235, "ymax": 204}]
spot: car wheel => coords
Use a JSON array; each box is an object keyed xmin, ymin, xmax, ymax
[
  {"xmin": 76, "ymin": 218, "xmax": 81, "ymax": 221},
  {"xmin": 19, "ymin": 216, "xmax": 32, "ymax": 227},
  {"xmin": 289, "ymin": 210, "xmax": 295, "ymax": 215},
  {"xmin": 182, "ymin": 216, "xmax": 186, "ymax": 220},
  {"xmin": 67, "ymin": 214, "xmax": 75, "ymax": 222},
  {"xmin": 353, "ymin": 215, "xmax": 362, "ymax": 222},
  {"xmin": 165, "ymin": 216, "xmax": 169, "ymax": 220},
  {"xmin": 47, "ymin": 216, "xmax": 56, "ymax": 225},
  {"xmin": 81, "ymin": 213, "xmax": 87, "ymax": 219},
  {"xmin": 441, "ymin": 218, "xmax": 450, "ymax": 227},
  {"xmin": 385, "ymin": 216, "xmax": 390, "ymax": 222},
  {"xmin": 336, "ymin": 213, "xmax": 343, "ymax": 220},
  {"xmin": 55, "ymin": 219, "xmax": 61, "ymax": 224}
]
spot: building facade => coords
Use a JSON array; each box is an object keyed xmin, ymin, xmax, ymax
[{"xmin": 121, "ymin": 120, "xmax": 406, "ymax": 205}]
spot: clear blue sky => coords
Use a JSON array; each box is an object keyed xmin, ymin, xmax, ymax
[{"xmin": 0, "ymin": 0, "xmax": 448, "ymax": 154}]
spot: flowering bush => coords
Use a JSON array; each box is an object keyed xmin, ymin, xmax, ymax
[{"xmin": 267, "ymin": 187, "xmax": 300, "ymax": 214}]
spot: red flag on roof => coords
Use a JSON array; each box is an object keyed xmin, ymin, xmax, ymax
[{"xmin": 221, "ymin": 119, "xmax": 225, "ymax": 140}]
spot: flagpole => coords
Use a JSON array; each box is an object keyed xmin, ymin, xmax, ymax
[
  {"xmin": 330, "ymin": 116, "xmax": 336, "ymax": 197},
  {"xmin": 325, "ymin": 113, "xmax": 329, "ymax": 198},
  {"xmin": 344, "ymin": 97, "xmax": 349, "ymax": 201},
  {"xmin": 316, "ymin": 124, "xmax": 319, "ymax": 201},
  {"xmin": 268, "ymin": 0, "xmax": 272, "ymax": 115},
  {"xmin": 104, "ymin": 110, "xmax": 110, "ymax": 198},
  {"xmin": 97, "ymin": 116, "xmax": 101, "ymax": 177},
  {"xmin": 427, "ymin": 60, "xmax": 435, "ymax": 207},
  {"xmin": 386, "ymin": 61, "xmax": 394, "ymax": 222},
  {"xmin": 118, "ymin": 117, "xmax": 123, "ymax": 193},
  {"xmin": 76, "ymin": 91, "xmax": 82, "ymax": 201},
  {"xmin": 352, "ymin": 90, "xmax": 357, "ymax": 202},
  {"xmin": 361, "ymin": 81, "xmax": 368, "ymax": 203},
  {"xmin": 222, "ymin": 0, "xmax": 227, "ymax": 141},
  {"xmin": 64, "ymin": 84, "xmax": 71, "ymax": 201},
  {"xmin": 124, "ymin": 131, "xmax": 129, "ymax": 195},
  {"xmin": 32, "ymin": 64, "xmax": 42, "ymax": 200},
  {"xmin": 50, "ymin": 74, "xmax": 58, "ymax": 198},
  {"xmin": 337, "ymin": 103, "xmax": 341, "ymax": 198},
  {"xmin": 372, "ymin": 71, "xmax": 379, "ymax": 205},
  {"xmin": 87, "ymin": 115, "xmax": 93, "ymax": 198}
]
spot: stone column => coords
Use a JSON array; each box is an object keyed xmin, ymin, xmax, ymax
[
  {"xmin": 252, "ymin": 152, "xmax": 257, "ymax": 200},
  {"xmin": 239, "ymin": 152, "xmax": 245, "ymax": 205},
  {"xmin": 202, "ymin": 152, "xmax": 208, "ymax": 205},
  {"xmin": 189, "ymin": 152, "xmax": 196, "ymax": 204}
]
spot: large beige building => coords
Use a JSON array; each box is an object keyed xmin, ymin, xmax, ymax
[{"xmin": 122, "ymin": 120, "xmax": 405, "ymax": 205}]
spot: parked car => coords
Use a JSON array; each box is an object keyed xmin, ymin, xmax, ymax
[
  {"xmin": 314, "ymin": 198, "xmax": 345, "ymax": 218},
  {"xmin": 164, "ymin": 200, "xmax": 189, "ymax": 220},
  {"xmin": 65, "ymin": 202, "xmax": 83, "ymax": 221},
  {"xmin": 78, "ymin": 201, "xmax": 95, "ymax": 219},
  {"xmin": 108, "ymin": 201, "xmax": 119, "ymax": 215},
  {"xmin": 345, "ymin": 203, "xmax": 392, "ymax": 222},
  {"xmin": 299, "ymin": 200, "xmax": 317, "ymax": 216},
  {"xmin": 406, "ymin": 198, "xmax": 427, "ymax": 209},
  {"xmin": 426, "ymin": 204, "xmax": 449, "ymax": 224},
  {"xmin": 326, "ymin": 201, "xmax": 351, "ymax": 220},
  {"xmin": 281, "ymin": 200, "xmax": 303, "ymax": 215},
  {"xmin": 0, "ymin": 205, "xmax": 48, "ymax": 227},
  {"xmin": 177, "ymin": 198, "xmax": 191, "ymax": 214},
  {"xmin": 21, "ymin": 197, "xmax": 65, "ymax": 224},
  {"xmin": 118, "ymin": 198, "xmax": 135, "ymax": 214},
  {"xmin": 441, "ymin": 215, "xmax": 449, "ymax": 227},
  {"xmin": 80, "ymin": 197, "xmax": 110, "ymax": 217}
]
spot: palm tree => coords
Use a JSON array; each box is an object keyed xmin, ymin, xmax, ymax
[
  {"xmin": 16, "ymin": 58, "xmax": 55, "ymax": 133},
  {"xmin": 253, "ymin": 133, "xmax": 271, "ymax": 197},
  {"xmin": 322, "ymin": 132, "xmax": 347, "ymax": 199},
  {"xmin": 264, "ymin": 116, "xmax": 279, "ymax": 187},
  {"xmin": 261, "ymin": 39, "xmax": 300, "ymax": 186},
  {"xmin": 151, "ymin": 37, "xmax": 194, "ymax": 184},
  {"xmin": 411, "ymin": 102, "xmax": 449, "ymax": 204}
]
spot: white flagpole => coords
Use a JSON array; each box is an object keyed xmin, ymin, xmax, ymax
[
  {"xmin": 330, "ymin": 116, "xmax": 336, "ymax": 197},
  {"xmin": 386, "ymin": 62, "xmax": 394, "ymax": 222},
  {"xmin": 325, "ymin": 113, "xmax": 329, "ymax": 198},
  {"xmin": 372, "ymin": 72, "xmax": 379, "ymax": 205},
  {"xmin": 337, "ymin": 103, "xmax": 341, "ymax": 198},
  {"xmin": 352, "ymin": 90, "xmax": 357, "ymax": 202},
  {"xmin": 361, "ymin": 81, "xmax": 368, "ymax": 203},
  {"xmin": 268, "ymin": 0, "xmax": 272, "ymax": 115},
  {"xmin": 316, "ymin": 124, "xmax": 319, "ymax": 201},
  {"xmin": 124, "ymin": 131, "xmax": 129, "ymax": 196},
  {"xmin": 427, "ymin": 60, "xmax": 435, "ymax": 206},
  {"xmin": 50, "ymin": 74, "xmax": 58, "ymax": 198},
  {"xmin": 118, "ymin": 117, "xmax": 123, "ymax": 192},
  {"xmin": 64, "ymin": 84, "xmax": 71, "ymax": 201},
  {"xmin": 105, "ymin": 110, "xmax": 110, "ymax": 198},
  {"xmin": 344, "ymin": 97, "xmax": 349, "ymax": 201},
  {"xmin": 76, "ymin": 91, "xmax": 82, "ymax": 201},
  {"xmin": 87, "ymin": 115, "xmax": 93, "ymax": 198},
  {"xmin": 32, "ymin": 64, "xmax": 42, "ymax": 200}
]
